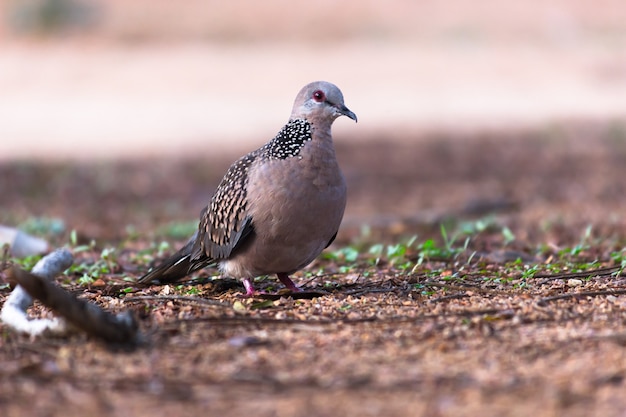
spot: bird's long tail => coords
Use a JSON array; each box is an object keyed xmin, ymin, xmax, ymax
[{"xmin": 138, "ymin": 238, "xmax": 213, "ymax": 284}]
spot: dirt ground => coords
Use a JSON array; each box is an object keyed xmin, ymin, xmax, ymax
[
  {"xmin": 2, "ymin": 121, "xmax": 626, "ymax": 416},
  {"xmin": 2, "ymin": 1, "xmax": 626, "ymax": 415}
]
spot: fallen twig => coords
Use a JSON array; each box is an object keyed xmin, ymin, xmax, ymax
[
  {"xmin": 429, "ymin": 292, "xmax": 470, "ymax": 303},
  {"xmin": 257, "ymin": 290, "xmax": 331, "ymax": 300},
  {"xmin": 341, "ymin": 287, "xmax": 398, "ymax": 296},
  {"xmin": 1, "ymin": 249, "xmax": 73, "ymax": 336},
  {"xmin": 533, "ymin": 265, "xmax": 621, "ymax": 284},
  {"xmin": 8, "ymin": 266, "xmax": 141, "ymax": 345},
  {"xmin": 536, "ymin": 288, "xmax": 626, "ymax": 306},
  {"xmin": 2, "ymin": 248, "xmax": 142, "ymax": 346},
  {"xmin": 124, "ymin": 295, "xmax": 230, "ymax": 307}
]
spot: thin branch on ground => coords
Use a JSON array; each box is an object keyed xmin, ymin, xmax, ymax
[
  {"xmin": 1, "ymin": 249, "xmax": 73, "ymax": 337},
  {"xmin": 429, "ymin": 293, "xmax": 470, "ymax": 303},
  {"xmin": 124, "ymin": 295, "xmax": 231, "ymax": 307},
  {"xmin": 8, "ymin": 265, "xmax": 142, "ymax": 346},
  {"xmin": 533, "ymin": 265, "xmax": 621, "ymax": 283},
  {"xmin": 536, "ymin": 288, "xmax": 626, "ymax": 306}
]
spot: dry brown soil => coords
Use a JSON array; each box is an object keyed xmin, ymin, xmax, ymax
[{"xmin": 2, "ymin": 122, "xmax": 626, "ymax": 416}]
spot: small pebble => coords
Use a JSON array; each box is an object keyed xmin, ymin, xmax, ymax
[{"xmin": 228, "ymin": 335, "xmax": 266, "ymax": 348}]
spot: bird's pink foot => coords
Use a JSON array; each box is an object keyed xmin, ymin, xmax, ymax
[
  {"xmin": 241, "ymin": 275, "xmax": 302, "ymax": 296},
  {"xmin": 277, "ymin": 273, "xmax": 302, "ymax": 293},
  {"xmin": 241, "ymin": 278, "xmax": 259, "ymax": 297}
]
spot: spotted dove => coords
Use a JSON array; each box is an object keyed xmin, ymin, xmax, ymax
[{"xmin": 138, "ymin": 81, "xmax": 357, "ymax": 295}]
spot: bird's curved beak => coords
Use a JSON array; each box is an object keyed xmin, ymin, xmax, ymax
[{"xmin": 337, "ymin": 104, "xmax": 358, "ymax": 122}]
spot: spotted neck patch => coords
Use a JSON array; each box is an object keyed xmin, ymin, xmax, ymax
[{"xmin": 261, "ymin": 119, "xmax": 312, "ymax": 160}]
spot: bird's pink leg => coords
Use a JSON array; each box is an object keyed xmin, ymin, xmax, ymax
[
  {"xmin": 277, "ymin": 273, "xmax": 302, "ymax": 292},
  {"xmin": 242, "ymin": 278, "xmax": 257, "ymax": 297}
]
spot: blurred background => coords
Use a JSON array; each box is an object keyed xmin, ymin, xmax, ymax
[
  {"xmin": 1, "ymin": 0, "xmax": 626, "ymax": 245},
  {"xmin": 1, "ymin": 0, "xmax": 625, "ymax": 159}
]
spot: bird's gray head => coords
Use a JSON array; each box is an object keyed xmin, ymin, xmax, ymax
[{"xmin": 290, "ymin": 81, "xmax": 357, "ymax": 124}]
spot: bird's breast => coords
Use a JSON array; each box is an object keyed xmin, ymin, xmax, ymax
[{"xmin": 235, "ymin": 140, "xmax": 347, "ymax": 276}]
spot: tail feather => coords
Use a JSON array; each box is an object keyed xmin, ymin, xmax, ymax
[{"xmin": 138, "ymin": 239, "xmax": 214, "ymax": 284}]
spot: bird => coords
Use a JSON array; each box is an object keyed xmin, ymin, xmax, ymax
[{"xmin": 138, "ymin": 81, "xmax": 357, "ymax": 296}]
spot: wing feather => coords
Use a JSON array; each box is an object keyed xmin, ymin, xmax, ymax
[{"xmin": 191, "ymin": 153, "xmax": 257, "ymax": 261}]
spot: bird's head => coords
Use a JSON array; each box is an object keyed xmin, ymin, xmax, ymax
[{"xmin": 290, "ymin": 81, "xmax": 357, "ymax": 125}]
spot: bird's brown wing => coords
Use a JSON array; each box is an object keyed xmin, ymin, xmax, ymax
[
  {"xmin": 190, "ymin": 154, "xmax": 257, "ymax": 261},
  {"xmin": 138, "ymin": 154, "xmax": 257, "ymax": 285},
  {"xmin": 137, "ymin": 237, "xmax": 203, "ymax": 284}
]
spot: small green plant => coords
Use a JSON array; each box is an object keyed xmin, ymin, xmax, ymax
[
  {"xmin": 385, "ymin": 241, "xmax": 409, "ymax": 267},
  {"xmin": 157, "ymin": 221, "xmax": 197, "ymax": 239},
  {"xmin": 185, "ymin": 287, "xmax": 201, "ymax": 295},
  {"xmin": 323, "ymin": 246, "xmax": 361, "ymax": 273},
  {"xmin": 565, "ymin": 225, "xmax": 593, "ymax": 257},
  {"xmin": 68, "ymin": 229, "xmax": 96, "ymax": 253},
  {"xmin": 19, "ymin": 216, "xmax": 65, "ymax": 237},
  {"xmin": 611, "ymin": 249, "xmax": 626, "ymax": 277},
  {"xmin": 440, "ymin": 224, "xmax": 455, "ymax": 252},
  {"xmin": 8, "ymin": 253, "xmax": 43, "ymax": 271},
  {"xmin": 502, "ymin": 226, "xmax": 516, "ymax": 245},
  {"xmin": 124, "ymin": 224, "xmax": 140, "ymax": 241},
  {"xmin": 520, "ymin": 264, "xmax": 540, "ymax": 280},
  {"xmin": 413, "ymin": 283, "xmax": 436, "ymax": 296},
  {"xmin": 367, "ymin": 243, "xmax": 384, "ymax": 265},
  {"xmin": 66, "ymin": 246, "xmax": 119, "ymax": 285},
  {"xmin": 131, "ymin": 241, "xmax": 172, "ymax": 266},
  {"xmin": 324, "ymin": 246, "xmax": 359, "ymax": 263},
  {"xmin": 458, "ymin": 216, "xmax": 498, "ymax": 235},
  {"xmin": 415, "ymin": 227, "xmax": 467, "ymax": 265},
  {"xmin": 364, "ymin": 237, "xmax": 417, "ymax": 270},
  {"xmin": 175, "ymin": 284, "xmax": 202, "ymax": 295},
  {"xmin": 338, "ymin": 303, "xmax": 352, "ymax": 311}
]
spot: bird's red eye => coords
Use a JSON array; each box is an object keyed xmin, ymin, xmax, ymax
[{"xmin": 312, "ymin": 90, "xmax": 325, "ymax": 102}]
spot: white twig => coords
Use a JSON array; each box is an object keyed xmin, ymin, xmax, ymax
[{"xmin": 1, "ymin": 248, "xmax": 73, "ymax": 336}]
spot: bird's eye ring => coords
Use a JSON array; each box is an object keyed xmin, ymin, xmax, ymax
[{"xmin": 312, "ymin": 90, "xmax": 325, "ymax": 102}]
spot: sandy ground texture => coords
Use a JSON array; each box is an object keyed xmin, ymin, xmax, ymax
[{"xmin": 2, "ymin": 122, "xmax": 626, "ymax": 416}]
